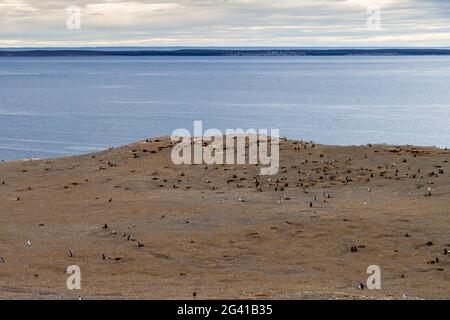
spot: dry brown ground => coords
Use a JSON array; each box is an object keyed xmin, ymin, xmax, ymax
[{"xmin": 0, "ymin": 137, "xmax": 449, "ymax": 299}]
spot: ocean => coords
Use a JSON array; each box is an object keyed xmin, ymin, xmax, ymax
[{"xmin": 1, "ymin": 55, "xmax": 449, "ymax": 160}]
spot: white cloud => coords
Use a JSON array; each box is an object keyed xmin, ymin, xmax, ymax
[
  {"xmin": 0, "ymin": 0, "xmax": 37, "ymax": 15},
  {"xmin": 85, "ymin": 1, "xmax": 181, "ymax": 14},
  {"xmin": 0, "ymin": 0, "xmax": 449, "ymax": 47}
]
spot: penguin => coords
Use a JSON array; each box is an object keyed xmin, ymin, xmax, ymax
[{"xmin": 68, "ymin": 251, "xmax": 73, "ymax": 258}]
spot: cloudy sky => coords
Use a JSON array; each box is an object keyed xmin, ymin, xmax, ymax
[{"xmin": 1, "ymin": 0, "xmax": 449, "ymax": 47}]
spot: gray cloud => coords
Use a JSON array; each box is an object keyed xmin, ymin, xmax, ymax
[{"xmin": 0, "ymin": 0, "xmax": 449, "ymax": 47}]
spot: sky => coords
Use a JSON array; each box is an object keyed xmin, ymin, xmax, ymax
[{"xmin": 0, "ymin": 0, "xmax": 449, "ymax": 47}]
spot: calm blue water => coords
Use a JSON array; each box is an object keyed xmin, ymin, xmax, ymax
[{"xmin": 1, "ymin": 56, "xmax": 450, "ymax": 160}]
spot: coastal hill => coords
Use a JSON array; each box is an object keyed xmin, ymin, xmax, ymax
[
  {"xmin": 1, "ymin": 48, "xmax": 450, "ymax": 57},
  {"xmin": 0, "ymin": 137, "xmax": 449, "ymax": 299}
]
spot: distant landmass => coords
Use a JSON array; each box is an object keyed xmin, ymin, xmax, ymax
[{"xmin": 1, "ymin": 48, "xmax": 450, "ymax": 57}]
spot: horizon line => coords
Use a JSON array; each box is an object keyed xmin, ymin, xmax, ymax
[
  {"xmin": 2, "ymin": 45, "xmax": 450, "ymax": 49},
  {"xmin": 1, "ymin": 47, "xmax": 450, "ymax": 57}
]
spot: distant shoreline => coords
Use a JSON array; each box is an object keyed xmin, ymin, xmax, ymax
[{"xmin": 2, "ymin": 48, "xmax": 450, "ymax": 57}]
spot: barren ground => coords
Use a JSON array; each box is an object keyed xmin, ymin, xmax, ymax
[{"xmin": 0, "ymin": 137, "xmax": 449, "ymax": 299}]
